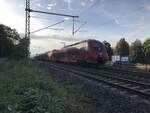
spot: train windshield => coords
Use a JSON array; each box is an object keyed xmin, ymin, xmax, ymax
[{"xmin": 89, "ymin": 41, "xmax": 104, "ymax": 51}]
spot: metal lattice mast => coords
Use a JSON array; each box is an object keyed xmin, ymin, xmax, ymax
[
  {"xmin": 25, "ymin": 0, "xmax": 30, "ymax": 39},
  {"xmin": 72, "ymin": 17, "xmax": 75, "ymax": 36},
  {"xmin": 25, "ymin": 0, "xmax": 79, "ymax": 37}
]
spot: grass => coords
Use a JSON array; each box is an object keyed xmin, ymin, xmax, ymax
[{"xmin": 0, "ymin": 60, "xmax": 87, "ymax": 113}]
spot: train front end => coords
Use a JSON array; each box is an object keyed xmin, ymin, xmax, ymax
[{"xmin": 88, "ymin": 40, "xmax": 109, "ymax": 64}]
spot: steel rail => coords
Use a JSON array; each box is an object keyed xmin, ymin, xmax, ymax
[
  {"xmin": 48, "ymin": 63, "xmax": 150, "ymax": 100},
  {"xmin": 99, "ymin": 66, "xmax": 150, "ymax": 78}
]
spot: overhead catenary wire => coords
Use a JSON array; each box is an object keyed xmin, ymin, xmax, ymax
[
  {"xmin": 28, "ymin": 9, "xmax": 79, "ymax": 18},
  {"xmin": 25, "ymin": 0, "xmax": 80, "ymax": 38},
  {"xmin": 48, "ymin": 28, "xmax": 64, "ymax": 31},
  {"xmin": 78, "ymin": 30, "xmax": 88, "ymax": 32},
  {"xmin": 31, "ymin": 15, "xmax": 86, "ymax": 35},
  {"xmin": 31, "ymin": 20, "xmax": 65, "ymax": 34},
  {"xmin": 74, "ymin": 21, "xmax": 87, "ymax": 34}
]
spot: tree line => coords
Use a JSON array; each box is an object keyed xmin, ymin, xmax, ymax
[
  {"xmin": 0, "ymin": 24, "xmax": 29, "ymax": 59},
  {"xmin": 0, "ymin": 23, "xmax": 149, "ymax": 63},
  {"xmin": 103, "ymin": 38, "xmax": 150, "ymax": 64}
]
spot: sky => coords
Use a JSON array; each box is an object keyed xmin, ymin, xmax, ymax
[{"xmin": 0, "ymin": 0, "xmax": 150, "ymax": 56}]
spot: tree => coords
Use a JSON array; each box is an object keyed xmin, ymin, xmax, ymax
[
  {"xmin": 0, "ymin": 24, "xmax": 30, "ymax": 58},
  {"xmin": 115, "ymin": 38, "xmax": 129, "ymax": 56},
  {"xmin": 0, "ymin": 24, "xmax": 20, "ymax": 57},
  {"xmin": 103, "ymin": 41, "xmax": 113, "ymax": 60},
  {"xmin": 12, "ymin": 38, "xmax": 30, "ymax": 58},
  {"xmin": 143, "ymin": 38, "xmax": 150, "ymax": 64},
  {"xmin": 130, "ymin": 39, "xmax": 145, "ymax": 63}
]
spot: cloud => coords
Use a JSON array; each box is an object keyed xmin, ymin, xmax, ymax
[
  {"xmin": 36, "ymin": 3, "xmax": 42, "ymax": 7},
  {"xmin": 47, "ymin": 7, "xmax": 52, "ymax": 10},
  {"xmin": 90, "ymin": 0, "xmax": 94, "ymax": 2},
  {"xmin": 19, "ymin": 4, "xmax": 24, "ymax": 8},
  {"xmin": 30, "ymin": 37, "xmax": 63, "ymax": 55},
  {"xmin": 64, "ymin": 0, "xmax": 73, "ymax": 10},
  {"xmin": 101, "ymin": 10, "xmax": 120, "ymax": 25},
  {"xmin": 47, "ymin": 3, "xmax": 57, "ymax": 10},
  {"xmin": 81, "ymin": 2, "xmax": 86, "ymax": 7},
  {"xmin": 30, "ymin": 34, "xmax": 82, "ymax": 55},
  {"xmin": 145, "ymin": 5, "xmax": 150, "ymax": 11},
  {"xmin": 30, "ymin": 34, "xmax": 80, "ymax": 42},
  {"xmin": 48, "ymin": 3, "xmax": 57, "ymax": 7},
  {"xmin": 121, "ymin": 23, "xmax": 144, "ymax": 28},
  {"xmin": 64, "ymin": 17, "xmax": 70, "ymax": 20},
  {"xmin": 49, "ymin": 35, "xmax": 81, "ymax": 42},
  {"xmin": 0, "ymin": 0, "xmax": 25, "ymax": 33}
]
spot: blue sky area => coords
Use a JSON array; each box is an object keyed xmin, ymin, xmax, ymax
[{"xmin": 0, "ymin": 0, "xmax": 150, "ymax": 55}]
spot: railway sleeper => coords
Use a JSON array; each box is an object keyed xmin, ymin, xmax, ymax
[
  {"xmin": 141, "ymin": 89, "xmax": 150, "ymax": 92},
  {"xmin": 49, "ymin": 63, "xmax": 150, "ymax": 100}
]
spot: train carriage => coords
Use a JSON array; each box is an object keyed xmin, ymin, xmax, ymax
[{"xmin": 49, "ymin": 39, "xmax": 109, "ymax": 64}]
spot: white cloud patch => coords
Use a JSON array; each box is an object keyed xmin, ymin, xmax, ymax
[
  {"xmin": 101, "ymin": 10, "xmax": 120, "ymax": 25},
  {"xmin": 30, "ymin": 37, "xmax": 63, "ymax": 55},
  {"xmin": 64, "ymin": 17, "xmax": 70, "ymax": 20},
  {"xmin": 47, "ymin": 3, "xmax": 57, "ymax": 10},
  {"xmin": 0, "ymin": 0, "xmax": 25, "ymax": 33},
  {"xmin": 90, "ymin": 0, "xmax": 94, "ymax": 2},
  {"xmin": 145, "ymin": 5, "xmax": 150, "ymax": 11},
  {"xmin": 19, "ymin": 4, "xmax": 24, "ymax": 8},
  {"xmin": 36, "ymin": 3, "xmax": 42, "ymax": 7},
  {"xmin": 81, "ymin": 2, "xmax": 86, "ymax": 7},
  {"xmin": 64, "ymin": 0, "xmax": 73, "ymax": 10},
  {"xmin": 47, "ymin": 7, "xmax": 52, "ymax": 10},
  {"xmin": 121, "ymin": 23, "xmax": 144, "ymax": 28},
  {"xmin": 48, "ymin": 3, "xmax": 57, "ymax": 7}
]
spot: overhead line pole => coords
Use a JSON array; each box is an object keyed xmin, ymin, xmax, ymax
[
  {"xmin": 29, "ymin": 9, "xmax": 79, "ymax": 35},
  {"xmin": 25, "ymin": 0, "xmax": 30, "ymax": 39},
  {"xmin": 72, "ymin": 17, "xmax": 75, "ymax": 36},
  {"xmin": 29, "ymin": 9, "xmax": 79, "ymax": 18},
  {"xmin": 25, "ymin": 2, "xmax": 79, "ymax": 38}
]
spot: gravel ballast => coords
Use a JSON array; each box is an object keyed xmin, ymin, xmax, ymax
[{"xmin": 38, "ymin": 62, "xmax": 150, "ymax": 113}]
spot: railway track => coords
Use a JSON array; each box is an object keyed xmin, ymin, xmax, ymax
[
  {"xmin": 55, "ymin": 62, "xmax": 150, "ymax": 84},
  {"xmin": 99, "ymin": 66, "xmax": 150, "ymax": 79},
  {"xmin": 47, "ymin": 62, "xmax": 150, "ymax": 100}
]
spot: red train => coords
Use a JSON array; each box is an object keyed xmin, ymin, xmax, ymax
[{"xmin": 46, "ymin": 39, "xmax": 109, "ymax": 64}]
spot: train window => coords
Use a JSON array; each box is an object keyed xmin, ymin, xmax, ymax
[{"xmin": 89, "ymin": 41, "xmax": 103, "ymax": 51}]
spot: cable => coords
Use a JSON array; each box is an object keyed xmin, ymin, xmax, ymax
[
  {"xmin": 29, "ymin": 9, "xmax": 79, "ymax": 18},
  {"xmin": 48, "ymin": 28, "xmax": 64, "ymax": 31},
  {"xmin": 78, "ymin": 30, "xmax": 88, "ymax": 32},
  {"xmin": 31, "ymin": 20, "xmax": 64, "ymax": 34},
  {"xmin": 74, "ymin": 21, "xmax": 87, "ymax": 34}
]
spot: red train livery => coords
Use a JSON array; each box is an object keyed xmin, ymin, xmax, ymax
[{"xmin": 48, "ymin": 39, "xmax": 109, "ymax": 64}]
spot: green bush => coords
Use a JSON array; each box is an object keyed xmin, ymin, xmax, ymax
[{"xmin": 0, "ymin": 60, "xmax": 87, "ymax": 113}]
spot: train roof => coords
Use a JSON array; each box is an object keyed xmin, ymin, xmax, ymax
[{"xmin": 63, "ymin": 39, "xmax": 101, "ymax": 48}]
